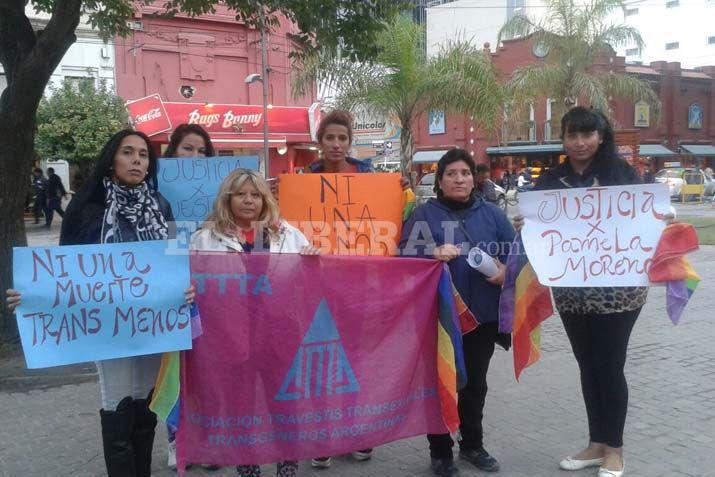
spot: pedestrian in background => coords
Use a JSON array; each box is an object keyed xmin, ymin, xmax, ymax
[
  {"xmin": 8, "ymin": 129, "xmax": 196, "ymax": 477},
  {"xmin": 45, "ymin": 166, "xmax": 67, "ymax": 227},
  {"xmin": 475, "ymin": 164, "xmax": 498, "ymax": 203},
  {"xmin": 31, "ymin": 167, "xmax": 48, "ymax": 224},
  {"xmin": 400, "ymin": 148, "xmax": 513, "ymax": 477}
]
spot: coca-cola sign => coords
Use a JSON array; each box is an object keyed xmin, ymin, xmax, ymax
[{"xmin": 126, "ymin": 94, "xmax": 172, "ymax": 137}]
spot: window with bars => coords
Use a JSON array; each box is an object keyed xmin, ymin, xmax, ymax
[
  {"xmin": 626, "ymin": 48, "xmax": 640, "ymax": 56},
  {"xmin": 665, "ymin": 42, "xmax": 680, "ymax": 50},
  {"xmin": 666, "ymin": 0, "xmax": 679, "ymax": 7},
  {"xmin": 709, "ymin": 36, "xmax": 715, "ymax": 45},
  {"xmin": 625, "ymin": 7, "xmax": 639, "ymax": 15}
]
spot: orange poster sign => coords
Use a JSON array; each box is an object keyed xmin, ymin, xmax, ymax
[{"xmin": 279, "ymin": 173, "xmax": 404, "ymax": 256}]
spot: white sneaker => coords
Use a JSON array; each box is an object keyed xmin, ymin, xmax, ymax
[{"xmin": 167, "ymin": 441, "xmax": 177, "ymax": 470}]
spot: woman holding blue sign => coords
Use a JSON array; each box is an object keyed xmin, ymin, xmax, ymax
[
  {"xmin": 512, "ymin": 108, "xmax": 668, "ymax": 477},
  {"xmin": 164, "ymin": 123, "xmax": 216, "ymax": 159},
  {"xmin": 161, "ymin": 122, "xmax": 222, "ymax": 472},
  {"xmin": 9, "ymin": 129, "xmax": 196, "ymax": 477},
  {"xmin": 399, "ymin": 148, "xmax": 514, "ymax": 477}
]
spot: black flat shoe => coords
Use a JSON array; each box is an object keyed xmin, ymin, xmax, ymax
[
  {"xmin": 459, "ymin": 447, "xmax": 500, "ymax": 472},
  {"xmin": 431, "ymin": 457, "xmax": 459, "ymax": 476}
]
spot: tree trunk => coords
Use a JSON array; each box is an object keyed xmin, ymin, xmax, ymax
[
  {"xmin": 400, "ymin": 125, "xmax": 415, "ymax": 185},
  {"xmin": 0, "ymin": 0, "xmax": 81, "ymax": 343},
  {"xmin": 0, "ymin": 121, "xmax": 32, "ymax": 344}
]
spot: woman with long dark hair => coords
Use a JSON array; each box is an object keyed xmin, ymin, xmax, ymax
[
  {"xmin": 163, "ymin": 123, "xmax": 216, "ymax": 159},
  {"xmin": 8, "ymin": 129, "xmax": 194, "ymax": 477},
  {"xmin": 514, "ymin": 107, "xmax": 662, "ymax": 477}
]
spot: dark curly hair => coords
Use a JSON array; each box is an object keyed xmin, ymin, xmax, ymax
[
  {"xmin": 317, "ymin": 109, "xmax": 353, "ymax": 144},
  {"xmin": 434, "ymin": 148, "xmax": 476, "ymax": 197}
]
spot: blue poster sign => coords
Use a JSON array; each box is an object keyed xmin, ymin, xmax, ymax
[
  {"xmin": 428, "ymin": 110, "xmax": 446, "ymax": 135},
  {"xmin": 688, "ymin": 103, "xmax": 703, "ymax": 130},
  {"xmin": 158, "ymin": 156, "xmax": 259, "ymax": 249},
  {"xmin": 12, "ymin": 240, "xmax": 192, "ymax": 368}
]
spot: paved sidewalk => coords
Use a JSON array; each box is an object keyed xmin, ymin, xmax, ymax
[{"xmin": 2, "ymin": 223, "xmax": 714, "ymax": 476}]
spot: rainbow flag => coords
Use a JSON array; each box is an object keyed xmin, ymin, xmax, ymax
[
  {"xmin": 437, "ymin": 268, "xmax": 467, "ymax": 433},
  {"xmin": 499, "ymin": 234, "xmax": 554, "ymax": 380},
  {"xmin": 648, "ymin": 222, "xmax": 700, "ymax": 324},
  {"xmin": 150, "ymin": 303, "xmax": 202, "ymax": 428}
]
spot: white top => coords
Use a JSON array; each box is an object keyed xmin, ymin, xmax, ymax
[{"xmin": 190, "ymin": 221, "xmax": 309, "ymax": 253}]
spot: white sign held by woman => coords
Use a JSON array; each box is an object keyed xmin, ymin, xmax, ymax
[{"xmin": 520, "ymin": 184, "xmax": 670, "ymax": 286}]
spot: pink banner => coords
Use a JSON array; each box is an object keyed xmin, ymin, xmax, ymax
[{"xmin": 178, "ymin": 253, "xmax": 448, "ymax": 467}]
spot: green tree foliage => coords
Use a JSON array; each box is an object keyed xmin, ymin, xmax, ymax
[
  {"xmin": 293, "ymin": 15, "xmax": 503, "ymax": 177},
  {"xmin": 36, "ymin": 79, "xmax": 128, "ymax": 168},
  {"xmin": 498, "ymin": 0, "xmax": 661, "ymax": 117}
]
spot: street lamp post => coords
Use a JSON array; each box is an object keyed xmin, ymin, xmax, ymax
[{"xmin": 244, "ymin": 8, "xmax": 270, "ymax": 177}]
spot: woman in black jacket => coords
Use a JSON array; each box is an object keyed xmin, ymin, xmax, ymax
[
  {"xmin": 8, "ymin": 129, "xmax": 194, "ymax": 477},
  {"xmin": 514, "ymin": 108, "xmax": 662, "ymax": 477}
]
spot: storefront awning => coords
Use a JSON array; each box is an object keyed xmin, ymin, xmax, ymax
[
  {"xmin": 681, "ymin": 144, "xmax": 715, "ymax": 157},
  {"xmin": 126, "ymin": 94, "xmax": 317, "ymax": 143},
  {"xmin": 638, "ymin": 144, "xmax": 677, "ymax": 157},
  {"xmin": 413, "ymin": 150, "xmax": 450, "ymax": 164},
  {"xmin": 485, "ymin": 144, "xmax": 564, "ymax": 155}
]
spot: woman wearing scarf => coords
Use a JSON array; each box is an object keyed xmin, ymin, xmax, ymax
[
  {"xmin": 399, "ymin": 148, "xmax": 514, "ymax": 477},
  {"xmin": 8, "ymin": 129, "xmax": 195, "ymax": 476}
]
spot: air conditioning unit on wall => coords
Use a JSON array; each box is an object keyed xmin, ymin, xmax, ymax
[{"xmin": 127, "ymin": 21, "xmax": 143, "ymax": 31}]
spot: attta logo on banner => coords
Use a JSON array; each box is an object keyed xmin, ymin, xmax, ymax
[
  {"xmin": 126, "ymin": 94, "xmax": 172, "ymax": 137},
  {"xmin": 276, "ymin": 299, "xmax": 359, "ymax": 401}
]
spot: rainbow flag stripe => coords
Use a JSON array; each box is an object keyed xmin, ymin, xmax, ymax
[
  {"xmin": 648, "ymin": 223, "xmax": 700, "ymax": 324},
  {"xmin": 437, "ymin": 268, "xmax": 467, "ymax": 433},
  {"xmin": 499, "ymin": 235, "xmax": 554, "ymax": 380}
]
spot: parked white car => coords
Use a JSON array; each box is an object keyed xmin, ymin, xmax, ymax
[{"xmin": 655, "ymin": 168, "xmax": 704, "ymax": 198}]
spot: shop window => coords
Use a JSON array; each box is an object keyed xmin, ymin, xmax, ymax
[{"xmin": 626, "ymin": 47, "xmax": 640, "ymax": 56}]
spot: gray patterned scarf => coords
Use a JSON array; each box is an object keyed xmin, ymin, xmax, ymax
[{"xmin": 101, "ymin": 177, "xmax": 169, "ymax": 243}]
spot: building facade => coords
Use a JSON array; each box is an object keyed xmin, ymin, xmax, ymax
[
  {"xmin": 115, "ymin": 5, "xmax": 319, "ymax": 176},
  {"xmin": 618, "ymin": 0, "xmax": 715, "ymax": 69}
]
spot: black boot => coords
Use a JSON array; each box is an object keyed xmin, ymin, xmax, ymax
[
  {"xmin": 100, "ymin": 396, "xmax": 136, "ymax": 477},
  {"xmin": 132, "ymin": 397, "xmax": 158, "ymax": 477}
]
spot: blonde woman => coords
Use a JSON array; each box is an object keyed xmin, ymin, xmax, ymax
[
  {"xmin": 190, "ymin": 169, "xmax": 317, "ymax": 477},
  {"xmin": 191, "ymin": 169, "xmax": 317, "ymax": 255}
]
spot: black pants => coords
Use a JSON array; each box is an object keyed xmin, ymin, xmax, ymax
[
  {"xmin": 561, "ymin": 308, "xmax": 641, "ymax": 448},
  {"xmin": 428, "ymin": 322, "xmax": 497, "ymax": 459},
  {"xmin": 46, "ymin": 197, "xmax": 64, "ymax": 226},
  {"xmin": 33, "ymin": 194, "xmax": 47, "ymax": 222}
]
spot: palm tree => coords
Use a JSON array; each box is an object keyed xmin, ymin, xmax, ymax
[
  {"xmin": 293, "ymin": 15, "xmax": 504, "ymax": 177},
  {"xmin": 498, "ymin": 0, "xmax": 661, "ymax": 121}
]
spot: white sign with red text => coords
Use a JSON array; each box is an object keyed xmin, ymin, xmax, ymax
[{"xmin": 520, "ymin": 184, "xmax": 670, "ymax": 287}]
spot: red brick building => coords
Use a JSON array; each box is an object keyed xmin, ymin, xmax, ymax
[
  {"xmin": 115, "ymin": 5, "xmax": 319, "ymax": 176},
  {"xmin": 412, "ymin": 35, "xmax": 715, "ymax": 178}
]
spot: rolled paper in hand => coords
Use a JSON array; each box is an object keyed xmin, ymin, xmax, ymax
[{"xmin": 466, "ymin": 247, "xmax": 499, "ymax": 277}]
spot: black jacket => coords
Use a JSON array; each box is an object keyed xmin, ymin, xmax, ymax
[
  {"xmin": 535, "ymin": 156, "xmax": 641, "ymax": 191},
  {"xmin": 61, "ymin": 192, "xmax": 174, "ymax": 245},
  {"xmin": 47, "ymin": 173, "xmax": 67, "ymax": 199}
]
